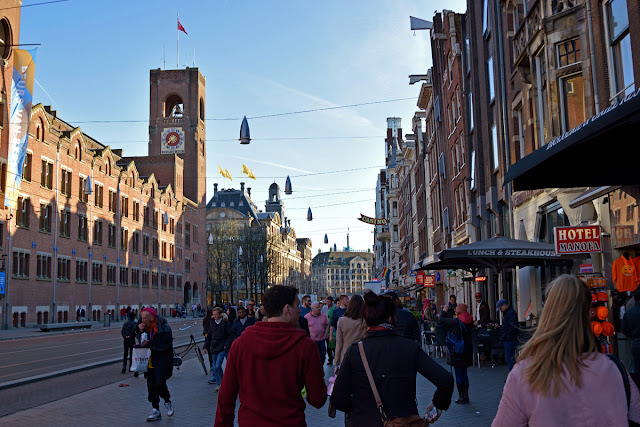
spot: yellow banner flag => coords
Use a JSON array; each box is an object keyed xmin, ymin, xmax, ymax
[
  {"xmin": 225, "ymin": 169, "xmax": 232, "ymax": 181},
  {"xmin": 242, "ymin": 164, "xmax": 256, "ymax": 179},
  {"xmin": 218, "ymin": 165, "xmax": 225, "ymax": 177}
]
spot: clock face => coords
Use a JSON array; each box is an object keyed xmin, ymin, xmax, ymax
[
  {"xmin": 165, "ymin": 131, "xmax": 181, "ymax": 147},
  {"xmin": 161, "ymin": 128, "xmax": 185, "ymax": 154}
]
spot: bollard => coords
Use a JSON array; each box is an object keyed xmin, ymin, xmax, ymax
[{"xmin": 104, "ymin": 313, "xmax": 111, "ymax": 327}]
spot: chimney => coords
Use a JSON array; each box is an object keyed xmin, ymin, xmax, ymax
[
  {"xmin": 240, "ymin": 182, "xmax": 245, "ymax": 192},
  {"xmin": 213, "ymin": 183, "xmax": 218, "ymax": 195},
  {"xmin": 288, "ymin": 219, "xmax": 291, "ymax": 227},
  {"xmin": 247, "ymin": 187, "xmax": 251, "ymax": 197}
]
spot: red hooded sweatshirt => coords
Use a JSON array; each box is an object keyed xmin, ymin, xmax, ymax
[{"xmin": 214, "ymin": 321, "xmax": 327, "ymax": 426}]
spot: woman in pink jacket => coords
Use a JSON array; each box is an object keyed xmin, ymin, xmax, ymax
[{"xmin": 492, "ymin": 274, "xmax": 640, "ymax": 426}]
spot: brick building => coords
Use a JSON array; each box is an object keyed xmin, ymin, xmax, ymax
[{"xmin": 0, "ymin": 4, "xmax": 206, "ymax": 327}]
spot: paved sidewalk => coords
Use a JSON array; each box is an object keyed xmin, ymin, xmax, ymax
[{"xmin": 0, "ymin": 352, "xmax": 507, "ymax": 426}]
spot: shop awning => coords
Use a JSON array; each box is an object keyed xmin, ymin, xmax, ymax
[
  {"xmin": 568, "ymin": 186, "xmax": 621, "ymax": 209},
  {"xmin": 504, "ymin": 88, "xmax": 640, "ymax": 191}
]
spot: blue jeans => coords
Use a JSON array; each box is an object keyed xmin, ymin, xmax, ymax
[
  {"xmin": 454, "ymin": 366, "xmax": 469, "ymax": 385},
  {"xmin": 504, "ymin": 340, "xmax": 517, "ymax": 372},
  {"xmin": 210, "ymin": 351, "xmax": 226, "ymax": 386}
]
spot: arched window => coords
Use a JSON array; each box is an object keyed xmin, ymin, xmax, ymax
[
  {"xmin": 164, "ymin": 94, "xmax": 184, "ymax": 118},
  {"xmin": 75, "ymin": 143, "xmax": 82, "ymax": 161},
  {"xmin": 105, "ymin": 159, "xmax": 111, "ymax": 176},
  {"xmin": 151, "ymin": 185, "xmax": 155, "ymax": 198},
  {"xmin": 0, "ymin": 18, "xmax": 12, "ymax": 60}
]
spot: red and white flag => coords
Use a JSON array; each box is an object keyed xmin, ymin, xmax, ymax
[{"xmin": 178, "ymin": 19, "xmax": 187, "ymax": 35}]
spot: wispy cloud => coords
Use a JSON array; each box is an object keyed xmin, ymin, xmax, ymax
[
  {"xmin": 225, "ymin": 154, "xmax": 315, "ymax": 174},
  {"xmin": 249, "ymin": 74, "xmax": 384, "ymax": 133}
]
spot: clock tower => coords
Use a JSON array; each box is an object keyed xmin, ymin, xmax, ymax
[{"xmin": 148, "ymin": 67, "xmax": 206, "ymax": 206}]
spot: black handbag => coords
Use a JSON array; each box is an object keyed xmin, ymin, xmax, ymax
[{"xmin": 607, "ymin": 354, "xmax": 640, "ymax": 427}]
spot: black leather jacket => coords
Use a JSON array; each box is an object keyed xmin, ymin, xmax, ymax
[
  {"xmin": 331, "ymin": 329, "xmax": 454, "ymax": 427},
  {"xmin": 204, "ymin": 318, "xmax": 233, "ymax": 354}
]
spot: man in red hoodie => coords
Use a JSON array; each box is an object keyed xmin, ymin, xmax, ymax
[{"xmin": 214, "ymin": 285, "xmax": 327, "ymax": 426}]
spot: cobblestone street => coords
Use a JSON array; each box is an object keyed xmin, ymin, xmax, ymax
[{"xmin": 0, "ymin": 350, "xmax": 507, "ymax": 426}]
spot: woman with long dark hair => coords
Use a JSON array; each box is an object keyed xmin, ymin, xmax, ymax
[
  {"xmin": 493, "ymin": 275, "xmax": 640, "ymax": 426},
  {"xmin": 331, "ymin": 291, "xmax": 454, "ymax": 426},
  {"xmin": 335, "ymin": 294, "xmax": 365, "ymax": 369}
]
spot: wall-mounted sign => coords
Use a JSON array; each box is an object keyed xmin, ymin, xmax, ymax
[
  {"xmin": 554, "ymin": 225, "xmax": 602, "ymax": 254},
  {"xmin": 357, "ymin": 214, "xmax": 388, "ymax": 225},
  {"xmin": 423, "ymin": 275, "xmax": 436, "ymax": 288},
  {"xmin": 475, "ymin": 276, "xmax": 487, "ymax": 282},
  {"xmin": 161, "ymin": 127, "xmax": 185, "ymax": 154}
]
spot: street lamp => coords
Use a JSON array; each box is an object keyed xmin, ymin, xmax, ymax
[
  {"xmin": 236, "ymin": 245, "xmax": 242, "ymax": 305},
  {"xmin": 208, "ymin": 233, "xmax": 213, "ymax": 305},
  {"xmin": 85, "ymin": 174, "xmax": 93, "ymax": 321},
  {"xmin": 239, "ymin": 116, "xmax": 251, "ymax": 145}
]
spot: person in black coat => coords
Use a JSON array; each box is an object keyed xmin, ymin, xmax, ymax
[
  {"xmin": 331, "ymin": 291, "xmax": 454, "ymax": 426},
  {"xmin": 497, "ymin": 299, "xmax": 518, "ymax": 372},
  {"xmin": 203, "ymin": 307, "xmax": 233, "ymax": 390},
  {"xmin": 121, "ymin": 311, "xmax": 138, "ymax": 374},
  {"xmin": 385, "ymin": 291, "xmax": 420, "ymax": 343},
  {"xmin": 231, "ymin": 306, "xmax": 255, "ymax": 340},
  {"xmin": 622, "ymin": 287, "xmax": 640, "ymax": 374},
  {"xmin": 139, "ymin": 307, "xmax": 174, "ymax": 421},
  {"xmin": 439, "ymin": 303, "xmax": 474, "ymax": 404}
]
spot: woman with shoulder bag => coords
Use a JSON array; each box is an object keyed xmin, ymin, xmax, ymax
[
  {"xmin": 493, "ymin": 275, "xmax": 640, "ymax": 426},
  {"xmin": 331, "ymin": 291, "xmax": 454, "ymax": 426},
  {"xmin": 438, "ymin": 303, "xmax": 474, "ymax": 404}
]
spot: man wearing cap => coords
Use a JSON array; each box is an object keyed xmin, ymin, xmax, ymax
[
  {"xmin": 497, "ymin": 299, "xmax": 518, "ymax": 371},
  {"xmin": 386, "ymin": 291, "xmax": 420, "ymax": 343},
  {"xmin": 473, "ymin": 293, "xmax": 490, "ymax": 327}
]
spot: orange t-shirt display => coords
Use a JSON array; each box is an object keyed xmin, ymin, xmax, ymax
[{"xmin": 612, "ymin": 255, "xmax": 639, "ymax": 292}]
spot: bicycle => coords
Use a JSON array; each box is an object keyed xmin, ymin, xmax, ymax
[{"xmin": 173, "ymin": 334, "xmax": 208, "ymax": 375}]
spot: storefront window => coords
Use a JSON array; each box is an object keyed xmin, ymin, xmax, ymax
[
  {"xmin": 610, "ymin": 185, "xmax": 640, "ymax": 248},
  {"xmin": 538, "ymin": 202, "xmax": 570, "ymax": 244}
]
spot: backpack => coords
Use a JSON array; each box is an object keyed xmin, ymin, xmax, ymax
[{"xmin": 446, "ymin": 319, "xmax": 466, "ymax": 354}]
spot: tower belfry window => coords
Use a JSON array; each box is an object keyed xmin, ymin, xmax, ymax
[{"xmin": 164, "ymin": 94, "xmax": 184, "ymax": 118}]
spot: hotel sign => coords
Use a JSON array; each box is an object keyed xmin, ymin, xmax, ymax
[{"xmin": 554, "ymin": 225, "xmax": 602, "ymax": 254}]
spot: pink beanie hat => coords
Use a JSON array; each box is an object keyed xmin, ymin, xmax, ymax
[{"xmin": 142, "ymin": 307, "xmax": 157, "ymax": 317}]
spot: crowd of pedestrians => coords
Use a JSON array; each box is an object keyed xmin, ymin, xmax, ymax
[{"xmin": 118, "ymin": 275, "xmax": 640, "ymax": 425}]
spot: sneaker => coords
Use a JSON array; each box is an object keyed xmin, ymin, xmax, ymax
[
  {"xmin": 121, "ymin": 367, "xmax": 126, "ymax": 374},
  {"xmin": 146, "ymin": 408, "xmax": 161, "ymax": 422},
  {"xmin": 208, "ymin": 379, "xmax": 217, "ymax": 385},
  {"xmin": 134, "ymin": 372, "xmax": 139, "ymax": 378},
  {"xmin": 164, "ymin": 400, "xmax": 174, "ymax": 417}
]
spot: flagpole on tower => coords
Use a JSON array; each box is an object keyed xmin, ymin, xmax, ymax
[{"xmin": 177, "ymin": 14, "xmax": 179, "ymax": 69}]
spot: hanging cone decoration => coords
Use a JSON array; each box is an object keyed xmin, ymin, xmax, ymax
[
  {"xmin": 239, "ymin": 116, "xmax": 251, "ymax": 144},
  {"xmin": 307, "ymin": 207, "xmax": 313, "ymax": 221},
  {"xmin": 285, "ymin": 176, "xmax": 292, "ymax": 195},
  {"xmin": 324, "ymin": 233, "xmax": 328, "ymax": 244}
]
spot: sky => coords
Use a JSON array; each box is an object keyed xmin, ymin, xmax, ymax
[{"xmin": 19, "ymin": 0, "xmax": 467, "ymax": 254}]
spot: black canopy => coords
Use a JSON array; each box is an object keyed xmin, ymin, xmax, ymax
[
  {"xmin": 417, "ymin": 236, "xmax": 574, "ymax": 272},
  {"xmin": 503, "ymin": 88, "xmax": 640, "ymax": 191}
]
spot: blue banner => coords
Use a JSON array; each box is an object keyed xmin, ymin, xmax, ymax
[{"xmin": 4, "ymin": 49, "xmax": 36, "ymax": 209}]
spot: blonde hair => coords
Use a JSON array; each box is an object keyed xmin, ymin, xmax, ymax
[{"xmin": 517, "ymin": 274, "xmax": 598, "ymax": 396}]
